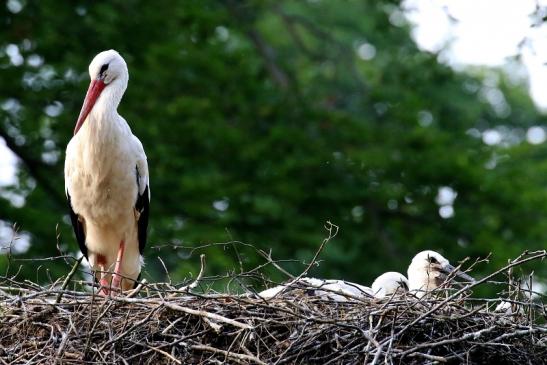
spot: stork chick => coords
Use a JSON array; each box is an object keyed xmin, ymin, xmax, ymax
[
  {"xmin": 371, "ymin": 271, "xmax": 409, "ymax": 299},
  {"xmin": 257, "ymin": 272, "xmax": 408, "ymax": 301},
  {"xmin": 407, "ymin": 250, "xmax": 474, "ymax": 297}
]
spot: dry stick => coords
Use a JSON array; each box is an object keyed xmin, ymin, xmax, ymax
[
  {"xmin": 116, "ymin": 302, "xmax": 135, "ymax": 344},
  {"xmin": 224, "ymin": 326, "xmax": 248, "ymax": 362},
  {"xmin": 83, "ymin": 300, "xmax": 113, "ymax": 357},
  {"xmin": 157, "ymin": 256, "xmax": 172, "ymax": 285},
  {"xmin": 27, "ymin": 321, "xmax": 55, "ymax": 363},
  {"xmin": 162, "ymin": 301, "xmax": 253, "ymax": 330},
  {"xmin": 99, "ymin": 305, "xmax": 163, "ymax": 351},
  {"xmin": 245, "ymin": 296, "xmax": 380, "ymax": 344},
  {"xmin": 298, "ymin": 221, "xmax": 338, "ymax": 280},
  {"xmin": 126, "ymin": 278, "xmax": 147, "ymax": 298},
  {"xmin": 270, "ymin": 221, "xmax": 339, "ymax": 299},
  {"xmin": 161, "ymin": 317, "xmax": 184, "ymax": 335},
  {"xmin": 387, "ymin": 250, "xmax": 547, "ymax": 351},
  {"xmin": 363, "ymin": 312, "xmax": 383, "ymax": 364},
  {"xmin": 272, "ymin": 323, "xmax": 308, "ymax": 365},
  {"xmin": 48, "ymin": 276, "xmax": 64, "ymax": 293},
  {"xmin": 398, "ymin": 325, "xmax": 498, "ymax": 357},
  {"xmin": 408, "ymin": 352, "xmax": 448, "ymax": 363},
  {"xmin": 369, "ymin": 344, "xmax": 384, "ymax": 365},
  {"xmin": 141, "ymin": 343, "xmax": 182, "ymax": 365},
  {"xmin": 489, "ymin": 326, "xmax": 547, "ymax": 342},
  {"xmin": 257, "ymin": 249, "xmax": 295, "ymax": 279},
  {"xmin": 55, "ymin": 256, "xmax": 83, "ymax": 303},
  {"xmin": 11, "ymin": 256, "xmax": 76, "ymax": 262},
  {"xmin": 191, "ymin": 344, "xmax": 268, "ymax": 365},
  {"xmin": 176, "ymin": 254, "xmax": 206, "ymax": 293},
  {"xmin": 54, "ymin": 324, "xmax": 70, "ymax": 363},
  {"xmin": 527, "ymin": 273, "xmax": 535, "ymax": 324},
  {"xmin": 125, "ymin": 330, "xmax": 210, "ymax": 362}
]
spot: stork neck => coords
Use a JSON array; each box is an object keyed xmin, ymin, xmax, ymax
[
  {"xmin": 83, "ymin": 78, "xmax": 127, "ymax": 137},
  {"xmin": 93, "ymin": 81, "xmax": 125, "ymax": 120},
  {"xmin": 407, "ymin": 267, "xmax": 424, "ymax": 291},
  {"xmin": 77, "ymin": 96, "xmax": 126, "ymax": 167}
]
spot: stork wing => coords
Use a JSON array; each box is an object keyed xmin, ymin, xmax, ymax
[
  {"xmin": 66, "ymin": 190, "xmax": 87, "ymax": 259},
  {"xmin": 65, "ymin": 139, "xmax": 87, "ymax": 258},
  {"xmin": 134, "ymin": 136, "xmax": 150, "ymax": 255},
  {"xmin": 135, "ymin": 183, "xmax": 149, "ymax": 254}
]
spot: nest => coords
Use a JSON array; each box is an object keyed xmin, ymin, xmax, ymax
[
  {"xmin": 1, "ymin": 283, "xmax": 545, "ymax": 364},
  {"xmin": 0, "ymin": 250, "xmax": 546, "ymax": 364}
]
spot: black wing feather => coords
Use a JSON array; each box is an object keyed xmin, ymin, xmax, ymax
[
  {"xmin": 135, "ymin": 166, "xmax": 149, "ymax": 255},
  {"xmin": 67, "ymin": 191, "xmax": 87, "ymax": 259}
]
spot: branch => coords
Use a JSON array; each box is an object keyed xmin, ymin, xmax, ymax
[
  {"xmin": 162, "ymin": 301, "xmax": 253, "ymax": 330},
  {"xmin": 246, "ymin": 29, "xmax": 290, "ymax": 89},
  {"xmin": 225, "ymin": 1, "xmax": 291, "ymax": 89},
  {"xmin": 191, "ymin": 344, "xmax": 267, "ymax": 365},
  {"xmin": 175, "ymin": 254, "xmax": 206, "ymax": 294},
  {"xmin": 55, "ymin": 256, "xmax": 83, "ymax": 303}
]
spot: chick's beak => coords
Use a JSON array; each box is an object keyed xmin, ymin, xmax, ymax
[{"xmin": 442, "ymin": 264, "xmax": 475, "ymax": 282}]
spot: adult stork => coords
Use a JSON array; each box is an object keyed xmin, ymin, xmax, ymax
[{"xmin": 64, "ymin": 50, "xmax": 149, "ymax": 294}]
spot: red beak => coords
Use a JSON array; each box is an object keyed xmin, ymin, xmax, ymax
[{"xmin": 74, "ymin": 79, "xmax": 106, "ymax": 135}]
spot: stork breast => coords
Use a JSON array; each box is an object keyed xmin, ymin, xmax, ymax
[{"xmin": 70, "ymin": 162, "xmax": 138, "ymax": 225}]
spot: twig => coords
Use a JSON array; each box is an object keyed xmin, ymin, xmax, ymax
[
  {"xmin": 191, "ymin": 344, "xmax": 268, "ymax": 365},
  {"xmin": 176, "ymin": 254, "xmax": 206, "ymax": 293},
  {"xmin": 55, "ymin": 256, "xmax": 84, "ymax": 303},
  {"xmin": 162, "ymin": 302, "xmax": 253, "ymax": 330},
  {"xmin": 408, "ymin": 352, "xmax": 448, "ymax": 362},
  {"xmin": 126, "ymin": 278, "xmax": 147, "ymax": 298},
  {"xmin": 256, "ymin": 222, "xmax": 339, "ymax": 300},
  {"xmin": 398, "ymin": 325, "xmax": 498, "ymax": 358},
  {"xmin": 141, "ymin": 342, "xmax": 182, "ymax": 364},
  {"xmin": 303, "ymin": 221, "xmax": 338, "ymax": 275}
]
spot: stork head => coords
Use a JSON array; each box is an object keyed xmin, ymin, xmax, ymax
[
  {"xmin": 74, "ymin": 50, "xmax": 129, "ymax": 135},
  {"xmin": 407, "ymin": 250, "xmax": 475, "ymax": 296},
  {"xmin": 371, "ymin": 272, "xmax": 409, "ymax": 299}
]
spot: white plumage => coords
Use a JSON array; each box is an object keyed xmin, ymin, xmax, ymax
[
  {"xmin": 65, "ymin": 50, "xmax": 150, "ymax": 294},
  {"xmin": 257, "ymin": 250, "xmax": 475, "ymax": 302},
  {"xmin": 301, "ymin": 278, "xmax": 374, "ymax": 301},
  {"xmin": 407, "ymin": 250, "xmax": 474, "ymax": 297},
  {"xmin": 257, "ymin": 272, "xmax": 408, "ymax": 301},
  {"xmin": 371, "ymin": 271, "xmax": 409, "ymax": 299}
]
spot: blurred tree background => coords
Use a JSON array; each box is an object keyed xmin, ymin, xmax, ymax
[{"xmin": 0, "ymin": 0, "xmax": 545, "ymax": 292}]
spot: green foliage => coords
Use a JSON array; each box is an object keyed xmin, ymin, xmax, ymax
[{"xmin": 0, "ymin": 0, "xmax": 545, "ymax": 291}]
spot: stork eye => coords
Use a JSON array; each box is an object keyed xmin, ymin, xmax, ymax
[
  {"xmin": 99, "ymin": 63, "xmax": 109, "ymax": 75},
  {"xmin": 399, "ymin": 280, "xmax": 408, "ymax": 290},
  {"xmin": 428, "ymin": 256, "xmax": 438, "ymax": 264}
]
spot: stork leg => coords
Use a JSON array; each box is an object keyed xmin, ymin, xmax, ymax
[
  {"xmin": 94, "ymin": 254, "xmax": 110, "ymax": 295},
  {"xmin": 98, "ymin": 266, "xmax": 110, "ymax": 295},
  {"xmin": 111, "ymin": 240, "xmax": 125, "ymax": 293}
]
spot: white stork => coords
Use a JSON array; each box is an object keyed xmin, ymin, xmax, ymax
[
  {"xmin": 371, "ymin": 271, "xmax": 408, "ymax": 299},
  {"xmin": 64, "ymin": 50, "xmax": 150, "ymax": 294},
  {"xmin": 407, "ymin": 250, "xmax": 474, "ymax": 297}
]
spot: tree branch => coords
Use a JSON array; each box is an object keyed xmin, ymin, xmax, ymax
[
  {"xmin": 225, "ymin": 1, "xmax": 291, "ymax": 90},
  {"xmin": 245, "ymin": 29, "xmax": 290, "ymax": 89}
]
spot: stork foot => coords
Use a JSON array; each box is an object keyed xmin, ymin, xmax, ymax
[{"xmin": 99, "ymin": 277, "xmax": 110, "ymax": 295}]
